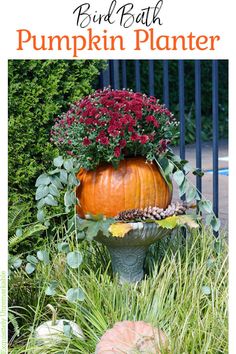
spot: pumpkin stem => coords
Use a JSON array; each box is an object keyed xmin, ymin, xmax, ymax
[{"xmin": 46, "ymin": 304, "xmax": 57, "ymax": 326}]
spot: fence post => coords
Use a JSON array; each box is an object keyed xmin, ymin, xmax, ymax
[
  {"xmin": 212, "ymin": 60, "xmax": 219, "ymax": 217},
  {"xmin": 135, "ymin": 60, "xmax": 141, "ymax": 92},
  {"xmin": 163, "ymin": 60, "xmax": 169, "ymax": 108},
  {"xmin": 148, "ymin": 60, "xmax": 155, "ymax": 96},
  {"xmin": 195, "ymin": 60, "xmax": 202, "ymax": 194}
]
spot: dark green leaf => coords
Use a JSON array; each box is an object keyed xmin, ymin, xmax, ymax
[{"xmin": 193, "ymin": 168, "xmax": 204, "ymax": 177}]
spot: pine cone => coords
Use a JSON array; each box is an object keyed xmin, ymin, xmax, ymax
[{"xmin": 115, "ymin": 202, "xmax": 188, "ymax": 222}]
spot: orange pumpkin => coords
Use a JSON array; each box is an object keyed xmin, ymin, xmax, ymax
[
  {"xmin": 95, "ymin": 320, "xmax": 168, "ymax": 354},
  {"xmin": 76, "ymin": 157, "xmax": 172, "ymax": 218}
]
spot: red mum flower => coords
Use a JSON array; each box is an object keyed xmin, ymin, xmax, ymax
[
  {"xmin": 100, "ymin": 137, "xmax": 110, "ymax": 145},
  {"xmin": 114, "ymin": 146, "xmax": 121, "ymax": 158},
  {"xmin": 139, "ymin": 135, "xmax": 149, "ymax": 144},
  {"xmin": 119, "ymin": 139, "xmax": 127, "ymax": 148},
  {"xmin": 83, "ymin": 137, "xmax": 91, "ymax": 146},
  {"xmin": 131, "ymin": 133, "xmax": 139, "ymax": 141}
]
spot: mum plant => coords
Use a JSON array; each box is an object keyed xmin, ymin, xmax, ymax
[
  {"xmin": 50, "ymin": 88, "xmax": 178, "ymax": 170},
  {"xmin": 48, "ymin": 88, "xmax": 219, "ymax": 232}
]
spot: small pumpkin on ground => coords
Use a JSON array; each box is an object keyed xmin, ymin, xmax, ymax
[
  {"xmin": 95, "ymin": 320, "xmax": 168, "ymax": 354},
  {"xmin": 34, "ymin": 304, "xmax": 84, "ymax": 344}
]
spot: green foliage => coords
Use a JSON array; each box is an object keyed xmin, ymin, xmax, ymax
[
  {"xmin": 156, "ymin": 150, "xmax": 221, "ymax": 232},
  {"xmin": 8, "ymin": 228, "xmax": 228, "ymax": 353},
  {"xmin": 8, "ymin": 59, "xmax": 106, "ymax": 221},
  {"xmin": 35, "ymin": 156, "xmax": 81, "ymax": 223},
  {"xmin": 125, "ymin": 60, "xmax": 228, "ymax": 143}
]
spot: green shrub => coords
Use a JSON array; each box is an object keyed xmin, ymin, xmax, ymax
[{"xmin": 8, "ymin": 60, "xmax": 106, "ymax": 219}]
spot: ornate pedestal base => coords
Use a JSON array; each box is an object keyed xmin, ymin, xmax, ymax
[{"xmin": 95, "ymin": 223, "xmax": 170, "ymax": 284}]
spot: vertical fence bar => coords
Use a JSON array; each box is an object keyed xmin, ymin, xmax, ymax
[
  {"xmin": 212, "ymin": 60, "xmax": 219, "ymax": 217},
  {"xmin": 178, "ymin": 60, "xmax": 185, "ymax": 161},
  {"xmin": 135, "ymin": 60, "xmax": 141, "ymax": 92},
  {"xmin": 110, "ymin": 60, "xmax": 120, "ymax": 89},
  {"xmin": 148, "ymin": 60, "xmax": 154, "ymax": 96},
  {"xmin": 163, "ymin": 60, "xmax": 169, "ymax": 108},
  {"xmin": 100, "ymin": 64, "xmax": 110, "ymax": 88},
  {"xmin": 195, "ymin": 60, "xmax": 202, "ymax": 194},
  {"xmin": 121, "ymin": 60, "xmax": 127, "ymax": 88}
]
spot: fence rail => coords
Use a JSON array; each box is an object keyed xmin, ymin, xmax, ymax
[{"xmin": 99, "ymin": 59, "xmax": 223, "ymax": 218}]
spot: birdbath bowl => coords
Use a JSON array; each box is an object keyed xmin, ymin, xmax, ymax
[{"xmin": 95, "ymin": 222, "xmax": 171, "ymax": 284}]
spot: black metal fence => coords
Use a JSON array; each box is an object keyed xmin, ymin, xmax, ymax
[{"xmin": 99, "ymin": 60, "xmax": 223, "ymax": 217}]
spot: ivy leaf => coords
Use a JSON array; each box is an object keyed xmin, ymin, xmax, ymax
[
  {"xmin": 37, "ymin": 198, "xmax": 46, "ymax": 209},
  {"xmin": 173, "ymin": 170, "xmax": 185, "ymax": 186},
  {"xmin": 178, "ymin": 178, "xmax": 188, "ymax": 198},
  {"xmin": 49, "ymin": 176, "xmax": 63, "ymax": 189},
  {"xmin": 64, "ymin": 159, "xmax": 74, "ymax": 172},
  {"xmin": 36, "ymin": 185, "xmax": 49, "ymax": 200},
  {"xmin": 49, "ymin": 184, "xmax": 59, "ymax": 197},
  {"xmin": 35, "ymin": 174, "xmax": 51, "ymax": 187},
  {"xmin": 25, "ymin": 263, "xmax": 36, "ymax": 274},
  {"xmin": 198, "ymin": 200, "xmax": 213, "ymax": 214},
  {"xmin": 63, "ymin": 322, "xmax": 72, "ymax": 337},
  {"xmin": 15, "ymin": 228, "xmax": 23, "ymax": 237},
  {"xmin": 45, "ymin": 280, "xmax": 58, "ymax": 296},
  {"xmin": 67, "ymin": 251, "xmax": 83, "ymax": 268},
  {"xmin": 37, "ymin": 209, "xmax": 45, "ymax": 223},
  {"xmin": 68, "ymin": 173, "xmax": 79, "ymax": 186},
  {"xmin": 26, "ymin": 255, "xmax": 39, "ymax": 265},
  {"xmin": 210, "ymin": 216, "xmax": 221, "ymax": 232},
  {"xmin": 60, "ymin": 170, "xmax": 68, "ymax": 184},
  {"xmin": 45, "ymin": 194, "xmax": 58, "ymax": 206},
  {"xmin": 183, "ymin": 162, "xmax": 192, "ymax": 173},
  {"xmin": 64, "ymin": 191, "xmax": 73, "ymax": 207},
  {"xmin": 37, "ymin": 250, "xmax": 50, "ymax": 264},
  {"xmin": 66, "ymin": 288, "xmax": 85, "ymax": 303},
  {"xmin": 108, "ymin": 223, "xmax": 133, "ymax": 238},
  {"xmin": 48, "ymin": 168, "xmax": 60, "ymax": 175},
  {"xmin": 185, "ymin": 186, "xmax": 197, "ymax": 203},
  {"xmin": 13, "ymin": 258, "xmax": 22, "ymax": 269},
  {"xmin": 57, "ymin": 242, "xmax": 70, "ymax": 253},
  {"xmin": 202, "ymin": 285, "xmax": 211, "ymax": 295},
  {"xmin": 53, "ymin": 156, "xmax": 64, "ymax": 167}
]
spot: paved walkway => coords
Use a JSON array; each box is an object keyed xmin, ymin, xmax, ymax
[{"xmin": 172, "ymin": 139, "xmax": 228, "ymax": 230}]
